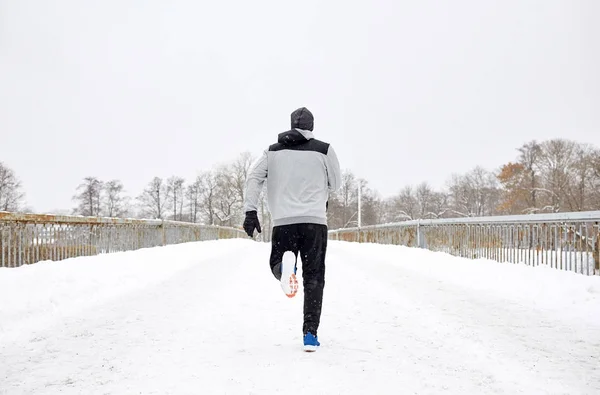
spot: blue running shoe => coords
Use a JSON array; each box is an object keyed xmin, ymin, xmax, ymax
[{"xmin": 303, "ymin": 332, "xmax": 320, "ymax": 352}]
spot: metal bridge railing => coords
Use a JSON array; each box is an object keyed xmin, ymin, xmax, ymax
[
  {"xmin": 328, "ymin": 211, "xmax": 600, "ymax": 276},
  {"xmin": 0, "ymin": 212, "xmax": 247, "ymax": 268}
]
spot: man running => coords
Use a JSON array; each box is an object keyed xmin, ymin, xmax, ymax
[{"xmin": 243, "ymin": 107, "xmax": 341, "ymax": 351}]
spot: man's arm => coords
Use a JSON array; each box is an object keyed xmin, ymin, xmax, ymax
[
  {"xmin": 244, "ymin": 150, "xmax": 268, "ymax": 213},
  {"xmin": 326, "ymin": 145, "xmax": 341, "ymax": 192}
]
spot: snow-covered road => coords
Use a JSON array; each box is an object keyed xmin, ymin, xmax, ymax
[{"xmin": 2, "ymin": 239, "xmax": 599, "ymax": 394}]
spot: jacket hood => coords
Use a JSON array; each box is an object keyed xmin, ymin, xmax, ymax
[
  {"xmin": 291, "ymin": 107, "xmax": 314, "ymax": 131},
  {"xmin": 278, "ymin": 129, "xmax": 314, "ymax": 146}
]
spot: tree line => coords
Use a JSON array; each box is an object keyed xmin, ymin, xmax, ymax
[
  {"xmin": 68, "ymin": 152, "xmax": 256, "ymax": 226},
  {"xmin": 2, "ymin": 138, "xmax": 599, "ymax": 231},
  {"xmin": 331, "ymin": 139, "xmax": 600, "ymax": 229}
]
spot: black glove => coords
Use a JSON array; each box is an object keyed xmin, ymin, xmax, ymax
[{"xmin": 243, "ymin": 211, "xmax": 261, "ymax": 237}]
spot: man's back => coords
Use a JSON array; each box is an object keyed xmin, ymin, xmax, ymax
[
  {"xmin": 266, "ymin": 129, "xmax": 338, "ymax": 226},
  {"xmin": 244, "ymin": 108, "xmax": 341, "ymax": 227}
]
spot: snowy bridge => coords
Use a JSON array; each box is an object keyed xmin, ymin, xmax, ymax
[{"xmin": 1, "ymin": 212, "xmax": 600, "ymax": 394}]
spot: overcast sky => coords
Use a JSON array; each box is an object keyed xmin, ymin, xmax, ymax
[{"xmin": 1, "ymin": 0, "xmax": 599, "ymax": 214}]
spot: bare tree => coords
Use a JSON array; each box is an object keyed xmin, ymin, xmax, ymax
[
  {"xmin": 416, "ymin": 182, "xmax": 434, "ymax": 218},
  {"xmin": 340, "ymin": 170, "xmax": 358, "ymax": 227},
  {"xmin": 427, "ymin": 191, "xmax": 451, "ymax": 218},
  {"xmin": 231, "ymin": 152, "xmax": 264, "ymax": 232},
  {"xmin": 103, "ymin": 179, "xmax": 129, "ymax": 217},
  {"xmin": 211, "ymin": 154, "xmax": 255, "ymax": 228},
  {"xmin": 448, "ymin": 167, "xmax": 500, "ymax": 217},
  {"xmin": 214, "ymin": 165, "xmax": 241, "ymax": 227},
  {"xmin": 73, "ymin": 177, "xmax": 103, "ymax": 216},
  {"xmin": 327, "ymin": 170, "xmax": 358, "ymax": 228},
  {"xmin": 535, "ymin": 139, "xmax": 577, "ymax": 212},
  {"xmin": 138, "ymin": 177, "xmax": 167, "ymax": 219},
  {"xmin": 389, "ymin": 186, "xmax": 418, "ymax": 221},
  {"xmin": 197, "ymin": 171, "xmax": 218, "ymax": 225},
  {"xmin": 185, "ymin": 177, "xmax": 204, "ymax": 223},
  {"xmin": 0, "ymin": 162, "xmax": 25, "ymax": 211},
  {"xmin": 166, "ymin": 176, "xmax": 185, "ymax": 221},
  {"xmin": 231, "ymin": 152, "xmax": 255, "ymax": 203},
  {"xmin": 358, "ymin": 182, "xmax": 383, "ymax": 226},
  {"xmin": 563, "ymin": 144, "xmax": 595, "ymax": 211},
  {"xmin": 517, "ymin": 140, "xmax": 543, "ymax": 211}
]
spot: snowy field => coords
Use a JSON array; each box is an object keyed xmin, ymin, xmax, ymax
[{"xmin": 1, "ymin": 239, "xmax": 600, "ymax": 394}]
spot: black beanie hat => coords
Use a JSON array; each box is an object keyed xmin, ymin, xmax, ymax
[{"xmin": 291, "ymin": 107, "xmax": 314, "ymax": 131}]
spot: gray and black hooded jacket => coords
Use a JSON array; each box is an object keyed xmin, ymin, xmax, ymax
[{"xmin": 244, "ymin": 108, "xmax": 341, "ymax": 227}]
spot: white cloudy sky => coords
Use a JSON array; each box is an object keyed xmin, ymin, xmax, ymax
[{"xmin": 1, "ymin": 0, "xmax": 598, "ymax": 213}]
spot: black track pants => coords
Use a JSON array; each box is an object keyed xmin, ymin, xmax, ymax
[{"xmin": 269, "ymin": 223, "xmax": 327, "ymax": 336}]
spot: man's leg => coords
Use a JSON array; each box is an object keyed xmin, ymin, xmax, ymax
[
  {"xmin": 269, "ymin": 224, "xmax": 299, "ymax": 280},
  {"xmin": 298, "ymin": 224, "xmax": 328, "ymax": 336}
]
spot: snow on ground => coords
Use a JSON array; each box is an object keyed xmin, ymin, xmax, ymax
[
  {"xmin": 1, "ymin": 239, "xmax": 599, "ymax": 394},
  {"xmin": 0, "ymin": 241, "xmax": 232, "ymax": 345}
]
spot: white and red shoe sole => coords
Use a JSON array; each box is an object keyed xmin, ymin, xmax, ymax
[{"xmin": 281, "ymin": 251, "xmax": 298, "ymax": 298}]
